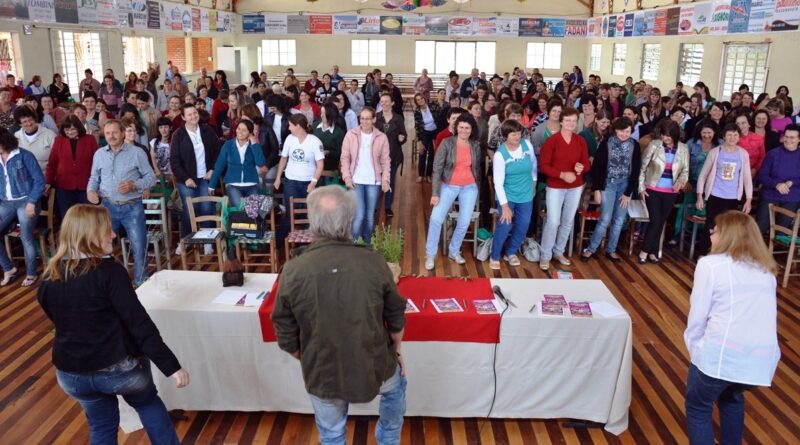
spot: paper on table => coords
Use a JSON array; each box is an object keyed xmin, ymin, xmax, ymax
[
  {"xmin": 193, "ymin": 229, "xmax": 219, "ymax": 239},
  {"xmin": 212, "ymin": 290, "xmax": 246, "ymax": 305},
  {"xmin": 590, "ymin": 301, "xmax": 627, "ymax": 318},
  {"xmin": 243, "ymin": 292, "xmax": 266, "ymax": 307}
]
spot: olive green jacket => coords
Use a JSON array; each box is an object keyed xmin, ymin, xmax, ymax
[{"xmin": 271, "ymin": 240, "xmax": 406, "ymax": 403}]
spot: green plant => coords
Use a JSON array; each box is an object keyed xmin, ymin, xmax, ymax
[{"xmin": 371, "ymin": 225, "xmax": 404, "ymax": 264}]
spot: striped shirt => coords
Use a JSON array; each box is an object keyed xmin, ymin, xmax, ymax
[{"xmin": 647, "ymin": 145, "xmax": 677, "ymax": 194}]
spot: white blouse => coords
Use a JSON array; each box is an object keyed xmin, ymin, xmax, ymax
[{"xmin": 684, "ymin": 254, "xmax": 780, "ymax": 386}]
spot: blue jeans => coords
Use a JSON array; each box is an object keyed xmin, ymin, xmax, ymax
[
  {"xmin": 685, "ymin": 363, "xmax": 753, "ymax": 445},
  {"xmin": 225, "ymin": 184, "xmax": 259, "ymax": 208},
  {"xmin": 586, "ymin": 178, "xmax": 629, "ymax": 254},
  {"xmin": 353, "ymin": 183, "xmax": 381, "ymax": 244},
  {"xmin": 176, "ymin": 178, "xmax": 212, "ymax": 238},
  {"xmin": 309, "ymin": 365, "xmax": 406, "ymax": 445},
  {"xmin": 384, "ymin": 162, "xmax": 400, "ymax": 211},
  {"xmin": 490, "ymin": 200, "xmax": 533, "ymax": 261},
  {"xmin": 56, "ymin": 356, "xmax": 179, "ymax": 445},
  {"xmin": 278, "ymin": 178, "xmax": 310, "ymax": 242},
  {"xmin": 0, "ymin": 199, "xmax": 39, "ymax": 276},
  {"xmin": 104, "ymin": 199, "xmax": 147, "ymax": 285},
  {"xmin": 425, "ymin": 183, "xmax": 479, "ymax": 257},
  {"xmin": 540, "ymin": 186, "xmax": 583, "ymax": 261}
]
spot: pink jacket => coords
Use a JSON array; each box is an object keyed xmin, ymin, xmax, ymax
[{"xmin": 340, "ymin": 127, "xmax": 391, "ymax": 184}]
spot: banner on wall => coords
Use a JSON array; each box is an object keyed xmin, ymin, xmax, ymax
[
  {"xmin": 542, "ymin": 18, "xmax": 567, "ymax": 37},
  {"xmin": 494, "ymin": 17, "xmax": 518, "ymax": 36},
  {"xmin": 264, "ymin": 14, "xmax": 287, "ymax": 34},
  {"xmin": 209, "ymin": 9, "xmax": 217, "ymax": 31},
  {"xmin": 425, "ymin": 16, "xmax": 447, "ymax": 35},
  {"xmin": 653, "ymin": 9, "xmax": 668, "ymax": 35},
  {"xmin": 191, "ymin": 7, "xmax": 201, "ymax": 32},
  {"xmin": 728, "ymin": 0, "xmax": 752, "ymax": 32},
  {"xmin": 623, "ymin": 13, "xmax": 634, "ymax": 36},
  {"xmin": 565, "ymin": 19, "xmax": 587, "ymax": 36},
  {"xmin": 678, "ymin": 5, "xmax": 694, "ymax": 35},
  {"xmin": 78, "ymin": 0, "xmax": 98, "ymax": 26},
  {"xmin": 181, "ymin": 6, "xmax": 192, "ymax": 32},
  {"xmin": 131, "ymin": 0, "xmax": 148, "ymax": 29},
  {"xmin": 97, "ymin": 0, "xmax": 116, "ymax": 27},
  {"xmin": 0, "ymin": 0, "xmax": 28, "ymax": 19},
  {"xmin": 770, "ymin": 0, "xmax": 800, "ymax": 31},
  {"xmin": 118, "ymin": 0, "xmax": 131, "ymax": 27},
  {"xmin": 27, "ymin": 0, "xmax": 55, "ymax": 23},
  {"xmin": 333, "ymin": 15, "xmax": 358, "ymax": 35},
  {"xmin": 242, "ymin": 14, "xmax": 264, "ymax": 33},
  {"xmin": 402, "ymin": 15, "xmax": 426, "ymax": 35},
  {"xmin": 54, "ymin": 0, "xmax": 77, "ymax": 23},
  {"xmin": 710, "ymin": 0, "xmax": 732, "ymax": 34},
  {"xmin": 615, "ymin": 15, "xmax": 625, "ymax": 37},
  {"xmin": 448, "ymin": 16, "xmax": 473, "ymax": 36},
  {"xmin": 146, "ymin": 0, "xmax": 159, "ymax": 29},
  {"xmin": 666, "ymin": 7, "xmax": 681, "ymax": 35},
  {"xmin": 287, "ymin": 14, "xmax": 309, "ymax": 34},
  {"xmin": 357, "ymin": 15, "xmax": 380, "ymax": 34},
  {"xmin": 692, "ymin": 2, "xmax": 713, "ymax": 33},
  {"xmin": 473, "ymin": 17, "xmax": 496, "ymax": 36},
  {"xmin": 380, "ymin": 16, "xmax": 402, "ymax": 35},
  {"xmin": 309, "ymin": 15, "xmax": 332, "ymax": 34},
  {"xmin": 748, "ymin": 0, "xmax": 775, "ymax": 32}
]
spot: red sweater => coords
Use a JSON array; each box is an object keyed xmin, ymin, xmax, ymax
[
  {"xmin": 434, "ymin": 128, "xmax": 452, "ymax": 152},
  {"xmin": 539, "ymin": 132, "xmax": 591, "ymax": 189},
  {"xmin": 46, "ymin": 135, "xmax": 99, "ymax": 191}
]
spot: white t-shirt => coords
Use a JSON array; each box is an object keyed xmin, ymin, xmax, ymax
[
  {"xmin": 352, "ymin": 132, "xmax": 377, "ymax": 185},
  {"xmin": 281, "ymin": 134, "xmax": 324, "ymax": 181},
  {"xmin": 186, "ymin": 126, "xmax": 207, "ymax": 178}
]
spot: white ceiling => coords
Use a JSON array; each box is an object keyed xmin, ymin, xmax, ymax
[{"xmin": 235, "ymin": 0, "xmax": 592, "ymax": 17}]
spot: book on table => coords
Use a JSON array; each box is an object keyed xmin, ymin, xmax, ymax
[
  {"xmin": 543, "ymin": 294, "xmax": 567, "ymax": 306},
  {"xmin": 405, "ymin": 299, "xmax": 420, "ymax": 314},
  {"xmin": 192, "ymin": 229, "xmax": 220, "ymax": 239},
  {"xmin": 568, "ymin": 301, "xmax": 593, "ymax": 317},
  {"xmin": 471, "ymin": 299, "xmax": 502, "ymax": 314},
  {"xmin": 540, "ymin": 302, "xmax": 566, "ymax": 316},
  {"xmin": 430, "ymin": 298, "xmax": 464, "ymax": 313}
]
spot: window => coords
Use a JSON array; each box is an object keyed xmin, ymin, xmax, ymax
[
  {"xmin": 415, "ymin": 41, "xmax": 496, "ymax": 74},
  {"xmin": 351, "ymin": 40, "xmax": 386, "ymax": 67},
  {"xmin": 122, "ymin": 36, "xmax": 154, "ymax": 75},
  {"xmin": 677, "ymin": 43, "xmax": 704, "ymax": 86},
  {"xmin": 52, "ymin": 30, "xmax": 105, "ymax": 91},
  {"xmin": 720, "ymin": 43, "xmax": 769, "ymax": 99},
  {"xmin": 0, "ymin": 32, "xmax": 20, "ymax": 88},
  {"xmin": 612, "ymin": 44, "xmax": 627, "ymax": 76},
  {"xmin": 261, "ymin": 39, "xmax": 296, "ymax": 66},
  {"xmin": 590, "ymin": 44, "xmax": 602, "ymax": 72},
  {"xmin": 641, "ymin": 44, "xmax": 661, "ymax": 81},
  {"xmin": 526, "ymin": 42, "xmax": 562, "ymax": 70}
]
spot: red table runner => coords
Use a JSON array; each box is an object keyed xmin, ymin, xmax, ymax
[{"xmin": 259, "ymin": 276, "xmax": 500, "ymax": 344}]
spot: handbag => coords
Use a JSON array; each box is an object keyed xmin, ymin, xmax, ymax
[
  {"xmin": 221, "ymin": 247, "xmax": 244, "ymax": 287},
  {"xmin": 476, "ymin": 236, "xmax": 492, "ymax": 261},
  {"xmin": 523, "ymin": 238, "xmax": 541, "ymax": 262}
]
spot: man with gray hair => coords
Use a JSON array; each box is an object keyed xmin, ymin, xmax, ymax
[{"xmin": 271, "ymin": 185, "xmax": 407, "ymax": 445}]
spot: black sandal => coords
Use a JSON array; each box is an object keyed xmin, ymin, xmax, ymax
[
  {"xmin": 580, "ymin": 249, "xmax": 594, "ymax": 262},
  {"xmin": 647, "ymin": 254, "xmax": 660, "ymax": 264},
  {"xmin": 605, "ymin": 252, "xmax": 623, "ymax": 263},
  {"xmin": 638, "ymin": 253, "xmax": 648, "ymax": 264}
]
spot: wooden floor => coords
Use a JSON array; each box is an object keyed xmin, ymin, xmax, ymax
[{"xmin": 1, "ymin": 119, "xmax": 799, "ymax": 444}]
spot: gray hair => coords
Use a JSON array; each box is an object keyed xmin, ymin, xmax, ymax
[{"xmin": 307, "ymin": 185, "xmax": 356, "ymax": 241}]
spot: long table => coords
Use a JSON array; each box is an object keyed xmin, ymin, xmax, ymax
[{"xmin": 121, "ymin": 270, "xmax": 632, "ymax": 435}]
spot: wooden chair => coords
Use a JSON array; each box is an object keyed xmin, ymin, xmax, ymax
[
  {"xmin": 442, "ymin": 197, "xmax": 480, "ymax": 255},
  {"xmin": 235, "ymin": 210, "xmax": 278, "ymax": 273},
  {"xmin": 576, "ymin": 188, "xmax": 601, "ymax": 253},
  {"xmin": 678, "ymin": 203, "xmax": 706, "ymax": 260},
  {"xmin": 284, "ymin": 197, "xmax": 314, "ymax": 262},
  {"xmin": 4, "ymin": 192, "xmax": 56, "ymax": 268},
  {"xmin": 121, "ymin": 197, "xmax": 171, "ymax": 272},
  {"xmin": 179, "ymin": 196, "xmax": 226, "ymax": 270},
  {"xmin": 768, "ymin": 204, "xmax": 800, "ymax": 288}
]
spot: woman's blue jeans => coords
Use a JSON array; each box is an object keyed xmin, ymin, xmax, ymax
[
  {"xmin": 425, "ymin": 183, "xmax": 479, "ymax": 257},
  {"xmin": 0, "ymin": 199, "xmax": 39, "ymax": 277},
  {"xmin": 685, "ymin": 363, "xmax": 753, "ymax": 445},
  {"xmin": 56, "ymin": 357, "xmax": 179, "ymax": 445},
  {"xmin": 225, "ymin": 184, "xmax": 259, "ymax": 208},
  {"xmin": 353, "ymin": 183, "xmax": 381, "ymax": 244},
  {"xmin": 490, "ymin": 200, "xmax": 533, "ymax": 261},
  {"xmin": 586, "ymin": 178, "xmax": 629, "ymax": 255}
]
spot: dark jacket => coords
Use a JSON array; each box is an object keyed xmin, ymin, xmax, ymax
[
  {"xmin": 459, "ymin": 77, "xmax": 487, "ymax": 99},
  {"xmin": 258, "ymin": 122, "xmax": 282, "ymax": 169},
  {"xmin": 271, "ymin": 240, "xmax": 406, "ymax": 403},
  {"xmin": 265, "ymin": 112, "xmax": 290, "ymax": 148},
  {"xmin": 413, "ymin": 103, "xmax": 442, "ymax": 140},
  {"xmin": 376, "ymin": 111, "xmax": 407, "ymax": 166},
  {"xmin": 37, "ymin": 257, "xmax": 181, "ymax": 376},
  {"xmin": 48, "ymin": 82, "xmax": 72, "ymax": 104},
  {"xmin": 169, "ymin": 124, "xmax": 221, "ymax": 184},
  {"xmin": 591, "ymin": 136, "xmax": 642, "ymax": 198},
  {"xmin": 432, "ymin": 136, "xmax": 482, "ymax": 197}
]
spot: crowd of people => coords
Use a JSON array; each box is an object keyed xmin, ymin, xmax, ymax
[{"xmin": 0, "ymin": 59, "xmax": 793, "ymax": 444}]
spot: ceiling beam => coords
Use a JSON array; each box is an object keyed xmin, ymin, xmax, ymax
[{"xmin": 576, "ymin": 0, "xmax": 594, "ymax": 11}]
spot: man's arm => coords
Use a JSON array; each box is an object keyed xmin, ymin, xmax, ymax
[
  {"xmin": 134, "ymin": 149, "xmax": 157, "ymax": 192},
  {"xmin": 271, "ymin": 281, "xmax": 301, "ymax": 356}
]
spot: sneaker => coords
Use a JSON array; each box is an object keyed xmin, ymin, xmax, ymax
[
  {"xmin": 539, "ymin": 260, "xmax": 550, "ymax": 271},
  {"xmin": 553, "ymin": 254, "xmax": 572, "ymax": 266},
  {"xmin": 489, "ymin": 259, "xmax": 501, "ymax": 270},
  {"xmin": 203, "ymin": 244, "xmax": 214, "ymax": 255},
  {"xmin": 175, "ymin": 245, "xmax": 182, "ymax": 255},
  {"xmin": 424, "ymin": 256, "xmax": 435, "ymax": 270},
  {"xmin": 503, "ymin": 254, "xmax": 521, "ymax": 266},
  {"xmin": 448, "ymin": 251, "xmax": 466, "ymax": 265}
]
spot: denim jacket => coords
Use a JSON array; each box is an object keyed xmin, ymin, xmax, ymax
[{"xmin": 0, "ymin": 148, "xmax": 46, "ymax": 204}]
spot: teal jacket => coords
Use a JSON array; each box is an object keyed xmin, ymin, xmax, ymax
[{"xmin": 208, "ymin": 138, "xmax": 266, "ymax": 189}]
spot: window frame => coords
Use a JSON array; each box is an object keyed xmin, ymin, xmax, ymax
[
  {"xmin": 351, "ymin": 39, "xmax": 386, "ymax": 67},
  {"xmin": 640, "ymin": 43, "xmax": 661, "ymax": 81},
  {"xmin": 719, "ymin": 43, "xmax": 769, "ymax": 99},
  {"xmin": 122, "ymin": 36, "xmax": 155, "ymax": 75},
  {"xmin": 261, "ymin": 39, "xmax": 297, "ymax": 66},
  {"xmin": 589, "ymin": 44, "xmax": 602, "ymax": 72},
  {"xmin": 526, "ymin": 42, "xmax": 562, "ymax": 70},
  {"xmin": 677, "ymin": 43, "xmax": 704, "ymax": 87},
  {"xmin": 55, "ymin": 30, "xmax": 104, "ymax": 91},
  {"xmin": 415, "ymin": 40, "xmax": 496, "ymax": 74},
  {"xmin": 612, "ymin": 43, "xmax": 627, "ymax": 76}
]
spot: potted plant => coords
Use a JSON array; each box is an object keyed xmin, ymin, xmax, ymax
[{"xmin": 371, "ymin": 224, "xmax": 404, "ymax": 283}]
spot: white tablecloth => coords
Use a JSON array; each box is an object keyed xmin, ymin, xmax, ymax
[{"xmin": 121, "ymin": 271, "xmax": 631, "ymax": 435}]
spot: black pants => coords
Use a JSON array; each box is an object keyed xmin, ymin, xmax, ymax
[
  {"xmin": 642, "ymin": 190, "xmax": 678, "ymax": 254},
  {"xmin": 417, "ymin": 129, "xmax": 437, "ymax": 178},
  {"xmin": 56, "ymin": 188, "xmax": 89, "ymax": 221},
  {"xmin": 698, "ymin": 195, "xmax": 740, "ymax": 254}
]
